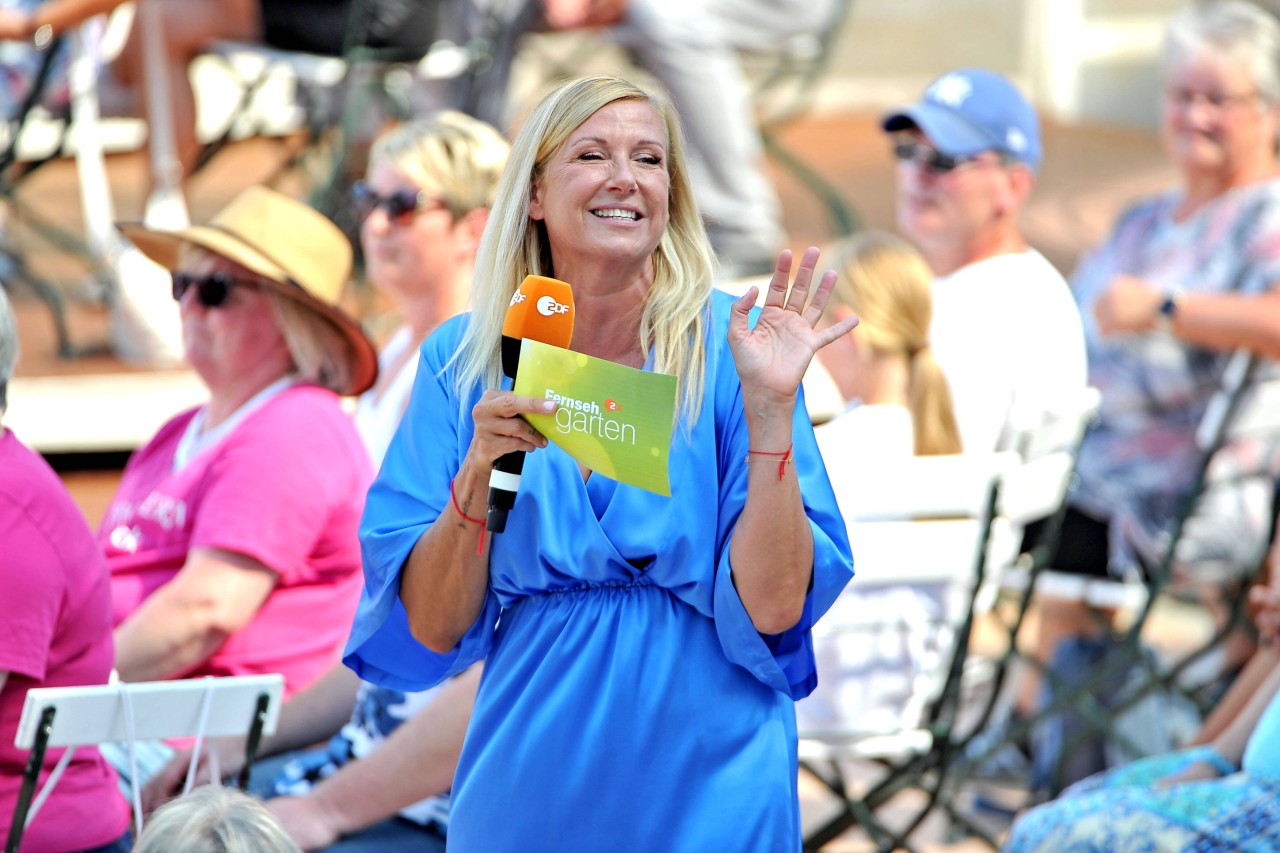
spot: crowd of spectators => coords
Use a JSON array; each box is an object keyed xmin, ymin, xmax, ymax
[{"xmin": 4, "ymin": 1, "xmax": 1280, "ymax": 851}]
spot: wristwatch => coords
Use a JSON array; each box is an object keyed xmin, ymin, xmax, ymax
[{"xmin": 1157, "ymin": 288, "xmax": 1184, "ymax": 334}]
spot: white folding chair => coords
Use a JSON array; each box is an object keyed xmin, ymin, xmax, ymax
[
  {"xmin": 991, "ymin": 386, "xmax": 1104, "ymax": 607},
  {"xmin": 5, "ymin": 674, "xmax": 283, "ymax": 853},
  {"xmin": 798, "ymin": 450, "xmax": 1019, "ymax": 851}
]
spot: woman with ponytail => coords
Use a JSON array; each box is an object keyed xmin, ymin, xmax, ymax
[
  {"xmin": 797, "ymin": 229, "xmax": 964, "ymax": 739},
  {"xmin": 813, "ymin": 229, "xmax": 961, "ymax": 460}
]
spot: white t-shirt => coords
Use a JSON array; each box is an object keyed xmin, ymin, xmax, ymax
[
  {"xmin": 814, "ymin": 404, "xmax": 914, "ymax": 491},
  {"xmin": 931, "ymin": 250, "xmax": 1087, "ymax": 452},
  {"xmin": 353, "ymin": 326, "xmax": 420, "ymax": 469}
]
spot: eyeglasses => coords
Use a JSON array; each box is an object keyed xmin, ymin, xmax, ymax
[
  {"xmin": 171, "ymin": 270, "xmax": 261, "ymax": 308},
  {"xmin": 892, "ymin": 139, "xmax": 991, "ymax": 174},
  {"xmin": 351, "ymin": 180, "xmax": 442, "ymax": 225},
  {"xmin": 1165, "ymin": 87, "xmax": 1261, "ymax": 114}
]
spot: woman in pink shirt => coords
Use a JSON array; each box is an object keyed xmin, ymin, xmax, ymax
[
  {"xmin": 101, "ymin": 186, "xmax": 375, "ymax": 697},
  {"xmin": 0, "ymin": 289, "xmax": 130, "ymax": 852}
]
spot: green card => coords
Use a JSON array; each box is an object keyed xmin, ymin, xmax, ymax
[{"xmin": 514, "ymin": 339, "xmax": 677, "ymax": 496}]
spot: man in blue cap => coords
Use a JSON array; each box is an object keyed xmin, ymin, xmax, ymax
[{"xmin": 882, "ymin": 68, "xmax": 1086, "ymax": 452}]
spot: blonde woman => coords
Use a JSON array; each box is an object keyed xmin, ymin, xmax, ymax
[
  {"xmin": 354, "ymin": 110, "xmax": 510, "ymax": 465},
  {"xmin": 346, "ymin": 75, "xmax": 855, "ymax": 851},
  {"xmin": 814, "ymin": 229, "xmax": 962, "ymax": 460},
  {"xmin": 799, "ymin": 231, "xmax": 962, "ymax": 740}
]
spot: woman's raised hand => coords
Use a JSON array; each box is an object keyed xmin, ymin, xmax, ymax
[{"xmin": 727, "ymin": 246, "xmax": 857, "ymax": 408}]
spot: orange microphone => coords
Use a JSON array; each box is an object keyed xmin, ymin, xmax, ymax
[{"xmin": 488, "ymin": 275, "xmax": 576, "ymax": 533}]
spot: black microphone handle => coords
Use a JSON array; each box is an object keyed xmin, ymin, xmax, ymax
[
  {"xmin": 486, "ymin": 448, "xmax": 527, "ymax": 534},
  {"xmin": 487, "ymin": 333, "xmax": 526, "ymax": 534}
]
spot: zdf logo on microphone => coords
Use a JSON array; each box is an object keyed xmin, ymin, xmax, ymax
[{"xmin": 537, "ymin": 295, "xmax": 571, "ymax": 316}]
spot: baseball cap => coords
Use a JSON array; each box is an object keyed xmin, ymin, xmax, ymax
[{"xmin": 882, "ymin": 68, "xmax": 1042, "ymax": 172}]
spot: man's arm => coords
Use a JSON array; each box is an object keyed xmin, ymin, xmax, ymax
[{"xmin": 266, "ymin": 665, "xmax": 481, "ymax": 850}]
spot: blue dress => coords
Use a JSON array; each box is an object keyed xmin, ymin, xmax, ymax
[{"xmin": 344, "ymin": 291, "xmax": 854, "ymax": 852}]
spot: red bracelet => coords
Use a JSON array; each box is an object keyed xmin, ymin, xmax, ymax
[
  {"xmin": 450, "ymin": 478, "xmax": 486, "ymax": 554},
  {"xmin": 745, "ymin": 444, "xmax": 793, "ymax": 481}
]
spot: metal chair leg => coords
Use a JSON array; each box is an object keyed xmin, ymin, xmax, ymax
[
  {"xmin": 5, "ymin": 706, "xmax": 56, "ymax": 853},
  {"xmin": 236, "ymin": 692, "xmax": 272, "ymax": 792}
]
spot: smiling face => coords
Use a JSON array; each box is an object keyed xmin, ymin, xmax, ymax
[
  {"xmin": 528, "ymin": 99, "xmax": 670, "ymax": 279},
  {"xmin": 1161, "ymin": 49, "xmax": 1279, "ymax": 181}
]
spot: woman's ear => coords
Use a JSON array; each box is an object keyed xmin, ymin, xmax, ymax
[{"xmin": 528, "ymin": 181, "xmax": 545, "ymax": 221}]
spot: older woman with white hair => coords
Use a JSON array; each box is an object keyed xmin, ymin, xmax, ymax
[
  {"xmin": 345, "ymin": 74, "xmax": 855, "ymax": 852},
  {"xmin": 102, "ymin": 186, "xmax": 375, "ymax": 697},
  {"xmin": 1047, "ymin": 0, "xmax": 1280, "ymax": 585},
  {"xmin": 1020, "ymin": 0, "xmax": 1280, "ymax": 790}
]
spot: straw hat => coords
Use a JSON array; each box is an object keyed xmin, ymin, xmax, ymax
[{"xmin": 118, "ymin": 186, "xmax": 378, "ymax": 396}]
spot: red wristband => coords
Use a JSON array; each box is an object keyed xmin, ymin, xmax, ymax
[
  {"xmin": 745, "ymin": 444, "xmax": 793, "ymax": 481},
  {"xmin": 450, "ymin": 478, "xmax": 486, "ymax": 554}
]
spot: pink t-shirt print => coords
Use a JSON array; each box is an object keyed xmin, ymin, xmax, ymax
[{"xmin": 102, "ymin": 385, "xmax": 373, "ymax": 696}]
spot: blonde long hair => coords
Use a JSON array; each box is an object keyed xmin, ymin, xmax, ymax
[
  {"xmin": 448, "ymin": 76, "xmax": 716, "ymax": 419},
  {"xmin": 831, "ymin": 230, "xmax": 962, "ymax": 455}
]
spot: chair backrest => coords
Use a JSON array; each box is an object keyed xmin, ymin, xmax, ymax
[
  {"xmin": 1159, "ymin": 350, "xmax": 1280, "ymax": 588},
  {"xmin": 13, "ymin": 675, "xmax": 284, "ymax": 749},
  {"xmin": 1002, "ymin": 386, "xmax": 1102, "ymax": 463},
  {"xmin": 831, "ymin": 450, "xmax": 1020, "ymax": 524},
  {"xmin": 989, "ymin": 386, "xmax": 1102, "ymax": 603},
  {"xmin": 741, "ymin": 0, "xmax": 855, "ymax": 127},
  {"xmin": 7, "ymin": 675, "xmax": 284, "ymax": 853}
]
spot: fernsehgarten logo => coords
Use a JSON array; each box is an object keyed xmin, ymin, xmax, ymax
[
  {"xmin": 546, "ymin": 389, "xmax": 635, "ymax": 444},
  {"xmin": 515, "ymin": 338, "xmax": 676, "ymax": 495}
]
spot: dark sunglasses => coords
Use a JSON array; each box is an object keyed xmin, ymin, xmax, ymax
[
  {"xmin": 171, "ymin": 270, "xmax": 261, "ymax": 308},
  {"xmin": 892, "ymin": 139, "xmax": 986, "ymax": 174},
  {"xmin": 351, "ymin": 180, "xmax": 441, "ymax": 225}
]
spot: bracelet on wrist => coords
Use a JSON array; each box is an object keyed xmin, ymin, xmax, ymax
[
  {"xmin": 450, "ymin": 478, "xmax": 486, "ymax": 554},
  {"xmin": 745, "ymin": 444, "xmax": 793, "ymax": 481}
]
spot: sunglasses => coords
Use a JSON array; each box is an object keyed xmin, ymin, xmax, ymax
[
  {"xmin": 171, "ymin": 270, "xmax": 261, "ymax": 308},
  {"xmin": 351, "ymin": 180, "xmax": 441, "ymax": 225},
  {"xmin": 892, "ymin": 139, "xmax": 988, "ymax": 174}
]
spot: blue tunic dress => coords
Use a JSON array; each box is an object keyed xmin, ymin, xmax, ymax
[{"xmin": 344, "ymin": 291, "xmax": 853, "ymax": 852}]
